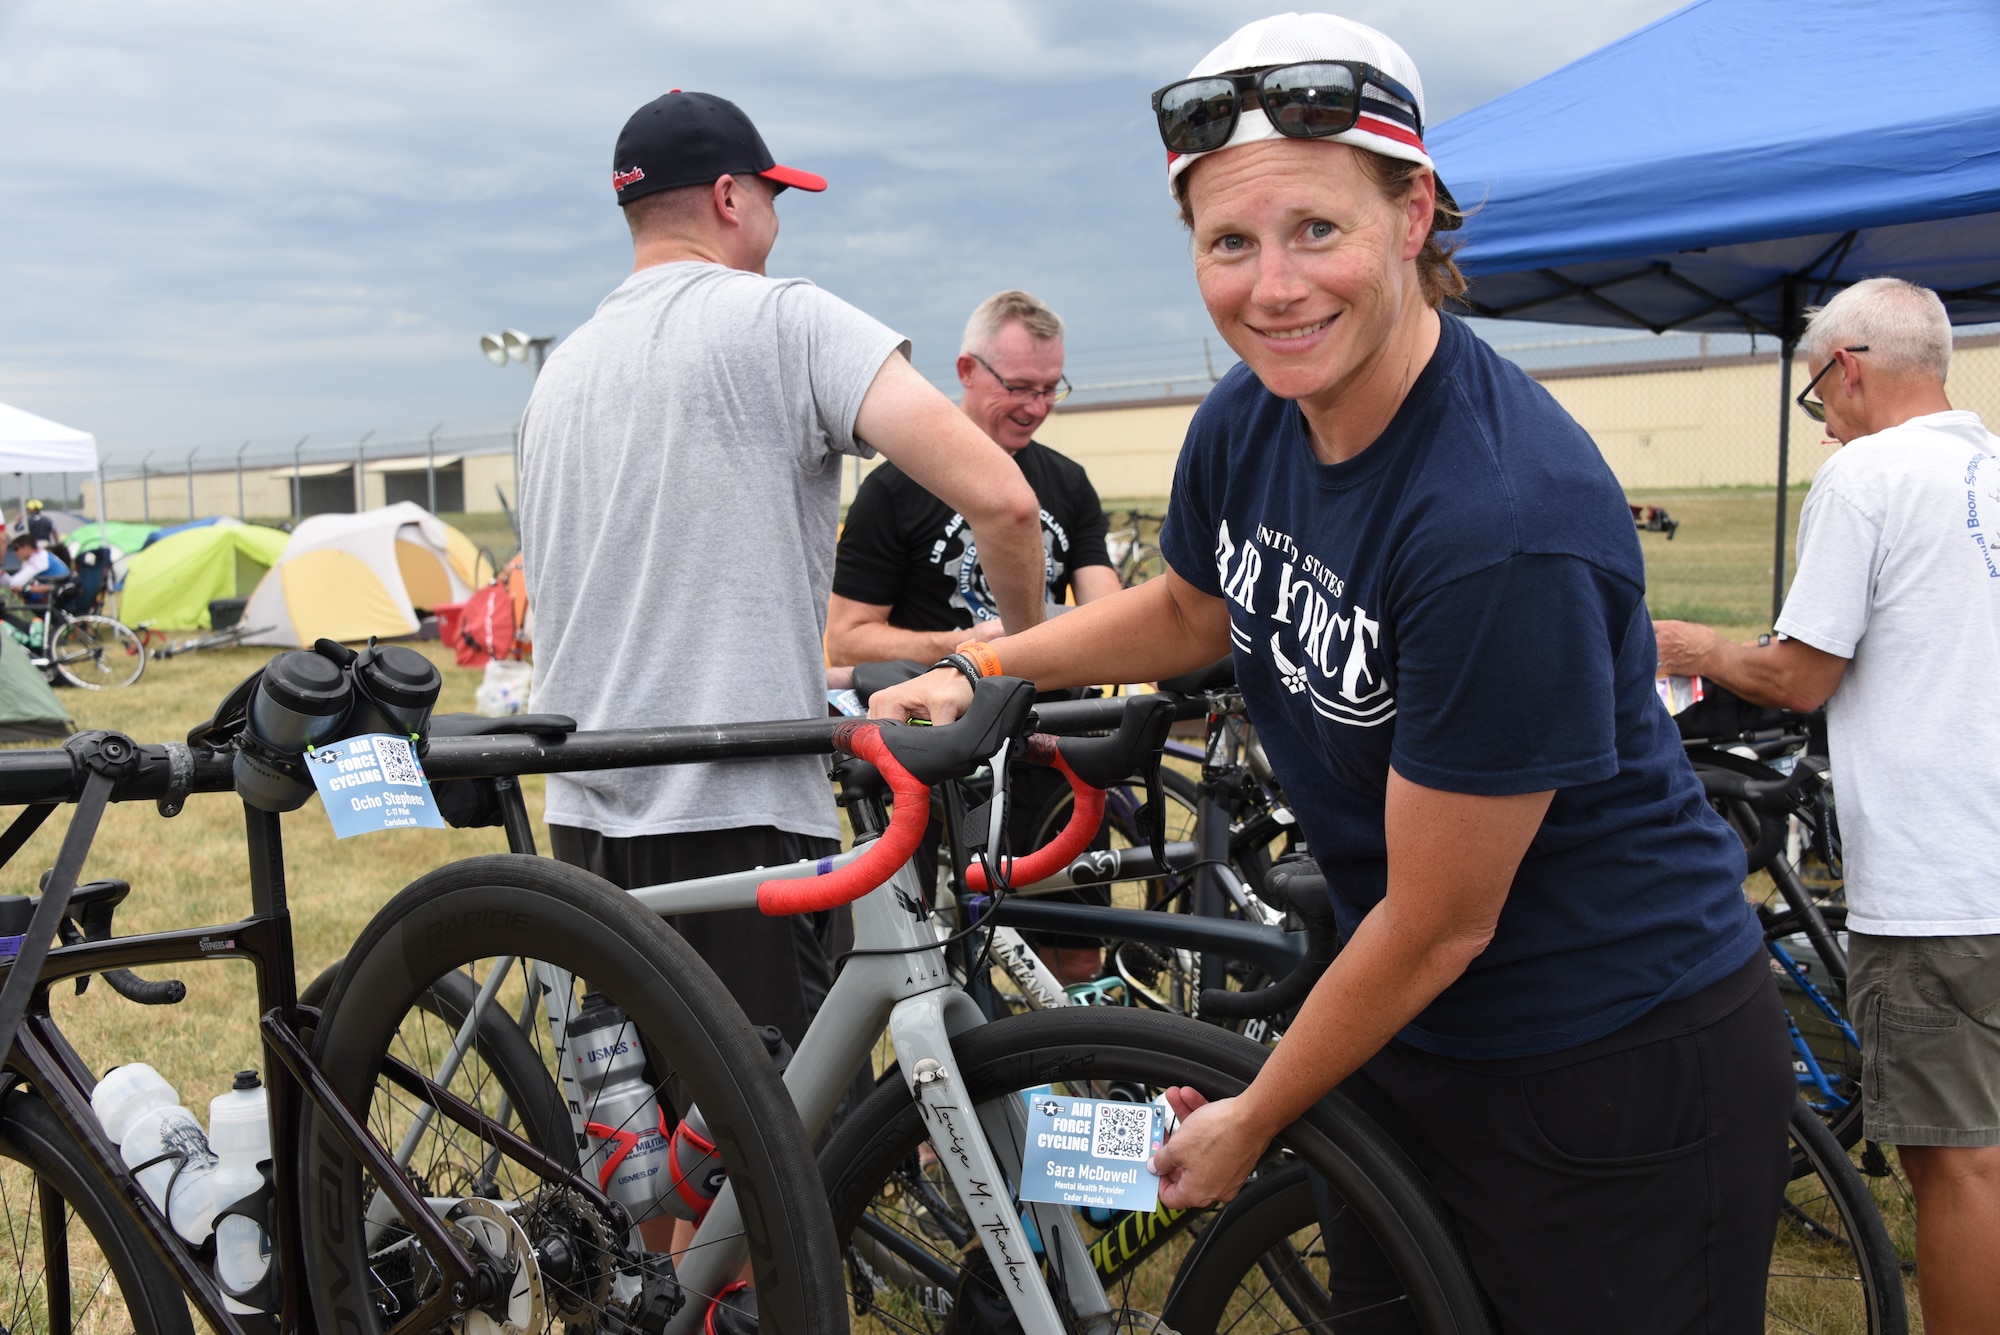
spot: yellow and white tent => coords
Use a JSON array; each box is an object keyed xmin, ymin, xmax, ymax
[{"xmin": 241, "ymin": 503, "xmax": 483, "ymax": 647}]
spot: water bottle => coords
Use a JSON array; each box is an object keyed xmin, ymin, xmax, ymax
[
  {"xmin": 209, "ymin": 1071, "xmax": 273, "ymax": 1313},
  {"xmin": 346, "ymin": 643, "xmax": 442, "ymax": 739},
  {"xmin": 568, "ymin": 993, "xmax": 675, "ymax": 1221},
  {"xmin": 90, "ymin": 1064, "xmax": 224, "ymax": 1244},
  {"xmin": 234, "ymin": 650, "xmax": 353, "ymax": 812}
]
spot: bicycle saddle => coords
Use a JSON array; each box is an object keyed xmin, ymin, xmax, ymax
[
  {"xmin": 1156, "ymin": 656, "xmax": 1236, "ymax": 695},
  {"xmin": 850, "ymin": 659, "xmax": 928, "ymax": 705},
  {"xmin": 428, "ymin": 712, "xmax": 578, "ymax": 738}
]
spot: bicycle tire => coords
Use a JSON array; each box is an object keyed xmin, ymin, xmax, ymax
[
  {"xmin": 1159, "ymin": 1160, "xmax": 1330, "ymax": 1335},
  {"xmin": 49, "ymin": 614, "xmax": 147, "ymax": 689},
  {"xmin": 300, "ymin": 854, "xmax": 845, "ymax": 1335},
  {"xmin": 819, "ymin": 1006, "xmax": 1493, "ymax": 1335},
  {"xmin": 1768, "ymin": 1099, "xmax": 1909, "ymax": 1334},
  {"xmin": 301, "ymin": 957, "xmax": 571, "ymax": 1158},
  {"xmin": 0, "ymin": 1085, "xmax": 196, "ymax": 1335},
  {"xmin": 1125, "ymin": 546, "xmax": 1168, "ymax": 586}
]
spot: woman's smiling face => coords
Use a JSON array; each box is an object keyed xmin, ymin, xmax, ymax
[{"xmin": 1186, "ymin": 138, "xmax": 1431, "ymax": 411}]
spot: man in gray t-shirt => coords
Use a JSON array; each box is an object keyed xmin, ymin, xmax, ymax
[{"xmin": 519, "ymin": 93, "xmax": 1043, "ymax": 1071}]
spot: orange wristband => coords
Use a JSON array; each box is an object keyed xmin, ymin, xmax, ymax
[{"xmin": 955, "ymin": 640, "xmax": 1003, "ymax": 679}]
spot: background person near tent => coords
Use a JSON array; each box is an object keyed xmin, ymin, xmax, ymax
[
  {"xmin": 517, "ymin": 91, "xmax": 1044, "ymax": 1268},
  {"xmin": 1656, "ymin": 278, "xmax": 2000, "ymax": 1333},
  {"xmin": 4, "ymin": 532, "xmax": 67, "ymax": 602},
  {"xmin": 872, "ymin": 13, "xmax": 1791, "ymax": 1329},
  {"xmin": 828, "ymin": 288, "xmax": 1118, "ymax": 986},
  {"xmin": 21, "ymin": 500, "xmax": 57, "ymax": 550}
]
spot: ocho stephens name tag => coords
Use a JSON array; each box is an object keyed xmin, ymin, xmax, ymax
[
  {"xmin": 1019, "ymin": 1093, "xmax": 1164, "ymax": 1213},
  {"xmin": 307, "ymin": 734, "xmax": 446, "ymax": 838}
]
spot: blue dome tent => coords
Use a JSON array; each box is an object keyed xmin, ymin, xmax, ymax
[{"xmin": 1430, "ymin": 0, "xmax": 2000, "ymax": 617}]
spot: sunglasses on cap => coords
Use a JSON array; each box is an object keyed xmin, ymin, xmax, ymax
[{"xmin": 1152, "ymin": 61, "xmax": 1423, "ymax": 157}]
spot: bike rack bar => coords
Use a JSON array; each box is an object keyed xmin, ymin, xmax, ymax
[{"xmin": 0, "ymin": 694, "xmax": 1209, "ymax": 807}]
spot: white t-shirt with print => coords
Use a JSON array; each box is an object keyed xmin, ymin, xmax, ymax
[{"xmin": 1775, "ymin": 409, "xmax": 2000, "ymax": 935}]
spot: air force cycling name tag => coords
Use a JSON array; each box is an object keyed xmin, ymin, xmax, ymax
[
  {"xmin": 1019, "ymin": 1092, "xmax": 1164, "ymax": 1212},
  {"xmin": 307, "ymin": 734, "xmax": 447, "ymax": 838}
]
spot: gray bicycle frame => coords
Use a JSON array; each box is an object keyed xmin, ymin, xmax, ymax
[{"xmin": 624, "ymin": 840, "xmax": 1115, "ymax": 1335}]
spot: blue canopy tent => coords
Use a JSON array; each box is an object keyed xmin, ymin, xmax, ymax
[{"xmin": 1430, "ymin": 0, "xmax": 2000, "ymax": 618}]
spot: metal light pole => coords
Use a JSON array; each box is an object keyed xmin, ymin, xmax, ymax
[
  {"xmin": 185, "ymin": 447, "xmax": 199, "ymax": 520},
  {"xmin": 140, "ymin": 452, "xmax": 154, "ymax": 523},
  {"xmin": 481, "ymin": 330, "xmax": 553, "ymax": 519},
  {"xmin": 353, "ymin": 429, "xmax": 375, "ymax": 513},
  {"xmin": 291, "ymin": 436, "xmax": 308, "ymax": 526},
  {"xmin": 236, "ymin": 441, "xmax": 250, "ymax": 519},
  {"xmin": 425, "ymin": 423, "xmax": 442, "ymax": 514}
]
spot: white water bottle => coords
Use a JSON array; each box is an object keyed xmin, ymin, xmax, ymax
[
  {"xmin": 209, "ymin": 1070, "xmax": 273, "ymax": 1313},
  {"xmin": 90, "ymin": 1063, "xmax": 223, "ymax": 1244},
  {"xmin": 568, "ymin": 992, "xmax": 674, "ymax": 1220}
]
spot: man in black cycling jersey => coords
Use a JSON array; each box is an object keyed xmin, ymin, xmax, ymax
[{"xmin": 828, "ymin": 289, "xmax": 1119, "ymax": 985}]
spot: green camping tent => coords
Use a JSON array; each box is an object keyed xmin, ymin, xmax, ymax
[
  {"xmin": 67, "ymin": 521, "xmax": 159, "ymax": 557},
  {"xmin": 118, "ymin": 521, "xmax": 290, "ymax": 628},
  {"xmin": 0, "ymin": 639, "xmax": 72, "ymax": 741}
]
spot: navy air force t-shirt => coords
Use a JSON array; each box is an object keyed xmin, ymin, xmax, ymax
[{"xmin": 1160, "ymin": 314, "xmax": 1759, "ymax": 1059}]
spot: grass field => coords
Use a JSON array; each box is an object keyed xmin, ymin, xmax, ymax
[{"xmin": 4, "ymin": 487, "xmax": 1919, "ymax": 1331}]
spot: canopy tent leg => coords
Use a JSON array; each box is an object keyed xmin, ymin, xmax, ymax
[
  {"xmin": 1772, "ymin": 340, "xmax": 1796, "ymax": 623},
  {"xmin": 1770, "ymin": 277, "xmax": 1806, "ymax": 625}
]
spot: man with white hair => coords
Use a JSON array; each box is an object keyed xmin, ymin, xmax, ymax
[{"xmin": 1658, "ymin": 276, "xmax": 2000, "ymax": 1332}]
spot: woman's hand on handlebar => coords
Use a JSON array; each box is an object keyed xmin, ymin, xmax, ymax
[{"xmin": 868, "ymin": 666, "xmax": 973, "ymax": 723}]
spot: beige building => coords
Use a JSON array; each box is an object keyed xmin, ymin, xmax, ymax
[
  {"xmin": 86, "ymin": 334, "xmax": 2000, "ymax": 522},
  {"xmin": 839, "ymin": 333, "xmax": 2000, "ymax": 504}
]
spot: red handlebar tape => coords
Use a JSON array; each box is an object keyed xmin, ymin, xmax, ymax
[
  {"xmin": 962, "ymin": 747, "xmax": 1104, "ymax": 892},
  {"xmin": 756, "ymin": 723, "xmax": 931, "ymax": 915}
]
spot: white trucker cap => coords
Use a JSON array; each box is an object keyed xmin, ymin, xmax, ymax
[{"xmin": 1164, "ymin": 12, "xmax": 1435, "ymax": 194}]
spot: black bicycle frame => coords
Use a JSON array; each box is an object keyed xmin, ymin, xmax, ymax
[{"xmin": 0, "ymin": 731, "xmax": 649, "ymax": 1335}]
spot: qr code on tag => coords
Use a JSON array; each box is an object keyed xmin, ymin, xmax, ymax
[
  {"xmin": 1091, "ymin": 1102, "xmax": 1153, "ymax": 1162},
  {"xmin": 371, "ymin": 736, "xmax": 426, "ymax": 787}
]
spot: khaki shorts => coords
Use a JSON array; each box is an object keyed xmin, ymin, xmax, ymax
[{"xmin": 1849, "ymin": 932, "xmax": 2000, "ymax": 1147}]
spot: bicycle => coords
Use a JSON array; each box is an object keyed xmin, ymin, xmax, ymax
[
  {"xmin": 3, "ymin": 559, "xmax": 147, "ymax": 690},
  {"xmin": 146, "ymin": 622, "xmax": 277, "ymax": 660},
  {"xmin": 1103, "ymin": 511, "xmax": 1169, "ymax": 587},
  {"xmin": 343, "ymin": 681, "xmax": 1909, "ymax": 1335},
  {"xmin": 849, "ymin": 656, "xmax": 1301, "ymax": 1033},
  {"xmin": 973, "ymin": 827, "xmax": 1908, "ymax": 1335},
  {"xmin": 355, "ymin": 683, "xmax": 1499, "ymax": 1335},
  {"xmin": 0, "ymin": 717, "xmax": 849, "ymax": 1335}
]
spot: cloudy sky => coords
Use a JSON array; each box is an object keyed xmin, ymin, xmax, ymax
[{"xmin": 0, "ymin": 0, "xmax": 1686, "ymax": 466}]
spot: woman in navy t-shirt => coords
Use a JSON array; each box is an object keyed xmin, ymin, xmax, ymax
[{"xmin": 872, "ymin": 13, "xmax": 1792, "ymax": 1327}]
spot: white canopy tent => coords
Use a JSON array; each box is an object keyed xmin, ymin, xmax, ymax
[{"xmin": 0, "ymin": 402, "xmax": 102, "ymax": 528}]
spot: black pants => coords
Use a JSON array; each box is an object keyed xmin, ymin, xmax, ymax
[
  {"xmin": 548, "ymin": 824, "xmax": 846, "ymax": 1051},
  {"xmin": 1316, "ymin": 952, "xmax": 1794, "ymax": 1334}
]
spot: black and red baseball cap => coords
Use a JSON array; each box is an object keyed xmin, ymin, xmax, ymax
[{"xmin": 612, "ymin": 91, "xmax": 826, "ymax": 205}]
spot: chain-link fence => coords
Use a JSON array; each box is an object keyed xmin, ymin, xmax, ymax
[
  {"xmin": 58, "ymin": 424, "xmax": 522, "ymax": 525},
  {"xmin": 49, "ymin": 329, "xmax": 2000, "ymax": 526}
]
